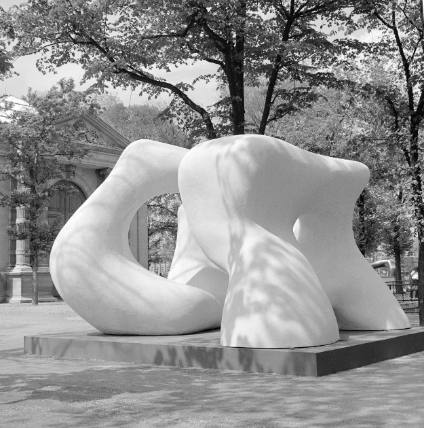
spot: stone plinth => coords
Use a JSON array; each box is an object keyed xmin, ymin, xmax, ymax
[
  {"xmin": 5, "ymin": 268, "xmax": 59, "ymax": 303},
  {"xmin": 24, "ymin": 328, "xmax": 424, "ymax": 376}
]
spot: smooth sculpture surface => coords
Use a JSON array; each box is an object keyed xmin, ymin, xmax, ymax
[
  {"xmin": 168, "ymin": 206, "xmax": 228, "ymax": 307},
  {"xmin": 50, "ymin": 135, "xmax": 410, "ymax": 349},
  {"xmin": 178, "ymin": 135, "xmax": 410, "ymax": 347},
  {"xmin": 50, "ymin": 140, "xmax": 222, "ymax": 335}
]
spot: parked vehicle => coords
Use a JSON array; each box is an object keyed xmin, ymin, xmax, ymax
[
  {"xmin": 371, "ymin": 260, "xmax": 396, "ymax": 283},
  {"xmin": 371, "ymin": 260, "xmax": 417, "ymax": 294}
]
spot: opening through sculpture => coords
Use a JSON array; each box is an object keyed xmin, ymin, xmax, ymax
[{"xmin": 49, "ymin": 135, "xmax": 410, "ymax": 349}]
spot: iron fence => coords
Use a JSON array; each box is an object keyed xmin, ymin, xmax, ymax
[
  {"xmin": 149, "ymin": 261, "xmax": 171, "ymax": 277},
  {"xmin": 386, "ymin": 280, "xmax": 420, "ymax": 313}
]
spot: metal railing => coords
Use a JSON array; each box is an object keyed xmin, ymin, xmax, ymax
[
  {"xmin": 149, "ymin": 261, "xmax": 171, "ymax": 277},
  {"xmin": 386, "ymin": 280, "xmax": 420, "ymax": 312}
]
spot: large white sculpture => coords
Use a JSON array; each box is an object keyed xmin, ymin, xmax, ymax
[
  {"xmin": 50, "ymin": 135, "xmax": 410, "ymax": 349},
  {"xmin": 50, "ymin": 140, "xmax": 222, "ymax": 335},
  {"xmin": 178, "ymin": 135, "xmax": 410, "ymax": 347}
]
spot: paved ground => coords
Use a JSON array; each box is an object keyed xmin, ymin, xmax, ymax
[{"xmin": 1, "ymin": 303, "xmax": 424, "ymax": 427}]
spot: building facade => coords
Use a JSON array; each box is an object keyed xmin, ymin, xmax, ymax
[{"xmin": 0, "ymin": 102, "xmax": 148, "ymax": 302}]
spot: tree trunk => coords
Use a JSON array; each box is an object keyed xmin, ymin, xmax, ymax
[
  {"xmin": 227, "ymin": 62, "xmax": 245, "ymax": 133},
  {"xmin": 393, "ymin": 240, "xmax": 403, "ymax": 294},
  {"xmin": 418, "ymin": 236, "xmax": 424, "ymax": 325},
  {"xmin": 259, "ymin": 10, "xmax": 295, "ymax": 135},
  {"xmin": 222, "ymin": 0, "xmax": 245, "ymax": 135},
  {"xmin": 230, "ymin": 88, "xmax": 245, "ymax": 134},
  {"xmin": 32, "ymin": 255, "xmax": 39, "ymax": 305},
  {"xmin": 409, "ymin": 119, "xmax": 424, "ymax": 324},
  {"xmin": 393, "ymin": 189, "xmax": 404, "ymax": 293},
  {"xmin": 227, "ymin": 66, "xmax": 245, "ymax": 134},
  {"xmin": 259, "ymin": 60, "xmax": 279, "ymax": 134},
  {"xmin": 356, "ymin": 190, "xmax": 367, "ymax": 256}
]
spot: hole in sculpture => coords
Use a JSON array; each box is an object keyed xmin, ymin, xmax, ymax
[{"xmin": 128, "ymin": 193, "xmax": 181, "ymax": 278}]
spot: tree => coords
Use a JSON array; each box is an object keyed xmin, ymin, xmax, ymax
[
  {"xmin": 0, "ymin": 79, "xmax": 99, "ymax": 304},
  {"xmin": 247, "ymin": 81, "xmax": 415, "ymax": 273},
  {"xmin": 378, "ymin": 189, "xmax": 414, "ymax": 287},
  {"xmin": 96, "ymin": 96, "xmax": 188, "ymax": 267},
  {"xmin": 8, "ymin": 0, "xmax": 356, "ymax": 140},
  {"xmin": 98, "ymin": 97, "xmax": 190, "ymax": 147},
  {"xmin": 352, "ymin": 1, "xmax": 424, "ymax": 323},
  {"xmin": 148, "ymin": 193, "xmax": 181, "ymax": 266},
  {"xmin": 353, "ymin": 188, "xmax": 380, "ymax": 258},
  {"xmin": 0, "ymin": 6, "xmax": 14, "ymax": 77}
]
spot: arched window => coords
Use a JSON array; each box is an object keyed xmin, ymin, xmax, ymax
[{"xmin": 48, "ymin": 180, "xmax": 86, "ymax": 228}]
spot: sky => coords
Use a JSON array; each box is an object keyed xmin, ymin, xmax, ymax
[
  {"xmin": 1, "ymin": 0, "xmax": 374, "ymax": 108},
  {"xmin": 1, "ymin": 0, "xmax": 220, "ymax": 108},
  {"xmin": 1, "ymin": 54, "xmax": 220, "ymax": 107}
]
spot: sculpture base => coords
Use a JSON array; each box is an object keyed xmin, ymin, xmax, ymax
[{"xmin": 24, "ymin": 328, "xmax": 424, "ymax": 377}]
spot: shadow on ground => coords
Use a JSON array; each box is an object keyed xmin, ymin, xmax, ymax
[
  {"xmin": 1, "ymin": 304, "xmax": 424, "ymax": 427},
  {"xmin": 2, "ymin": 350, "xmax": 424, "ymax": 427}
]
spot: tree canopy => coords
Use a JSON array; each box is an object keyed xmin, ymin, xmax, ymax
[
  {"xmin": 98, "ymin": 96, "xmax": 190, "ymax": 147},
  {"xmin": 8, "ymin": 0, "xmax": 357, "ymax": 139},
  {"xmin": 6, "ymin": 0, "xmax": 424, "ymax": 316},
  {"xmin": 0, "ymin": 6, "xmax": 14, "ymax": 77},
  {"xmin": 349, "ymin": 0, "xmax": 424, "ymax": 321}
]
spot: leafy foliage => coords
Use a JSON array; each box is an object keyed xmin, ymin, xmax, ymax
[
  {"xmin": 98, "ymin": 96, "xmax": 191, "ymax": 147},
  {"xmin": 0, "ymin": 6, "xmax": 14, "ymax": 77},
  {"xmin": 0, "ymin": 79, "xmax": 98, "ymax": 302},
  {"xmin": 349, "ymin": 1, "xmax": 424, "ymax": 322},
  {"xmin": 147, "ymin": 193, "xmax": 181, "ymax": 264},
  {"xmin": 378, "ymin": 191, "xmax": 414, "ymax": 259},
  {"xmin": 7, "ymin": 0, "xmax": 358, "ymax": 138},
  {"xmin": 96, "ymin": 96, "xmax": 187, "ymax": 263},
  {"xmin": 251, "ymin": 82, "xmax": 414, "ymax": 259}
]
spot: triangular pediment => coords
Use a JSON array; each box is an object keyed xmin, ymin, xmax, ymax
[{"xmin": 55, "ymin": 113, "xmax": 131, "ymax": 151}]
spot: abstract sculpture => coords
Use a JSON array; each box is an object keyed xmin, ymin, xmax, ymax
[
  {"xmin": 50, "ymin": 141, "xmax": 222, "ymax": 335},
  {"xmin": 50, "ymin": 135, "xmax": 410, "ymax": 348}
]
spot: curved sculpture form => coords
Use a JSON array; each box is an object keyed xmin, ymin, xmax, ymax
[
  {"xmin": 51, "ymin": 135, "xmax": 409, "ymax": 349},
  {"xmin": 178, "ymin": 135, "xmax": 410, "ymax": 348},
  {"xmin": 178, "ymin": 135, "xmax": 339, "ymax": 348},
  {"xmin": 294, "ymin": 186, "xmax": 410, "ymax": 330},
  {"xmin": 50, "ymin": 140, "xmax": 222, "ymax": 335},
  {"xmin": 168, "ymin": 206, "xmax": 228, "ymax": 307}
]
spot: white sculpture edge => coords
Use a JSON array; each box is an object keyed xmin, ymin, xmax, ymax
[
  {"xmin": 50, "ymin": 140, "xmax": 222, "ymax": 335},
  {"xmin": 178, "ymin": 135, "xmax": 410, "ymax": 348}
]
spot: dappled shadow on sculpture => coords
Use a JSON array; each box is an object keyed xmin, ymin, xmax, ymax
[
  {"xmin": 50, "ymin": 140, "xmax": 222, "ymax": 335},
  {"xmin": 50, "ymin": 136, "xmax": 410, "ymax": 350},
  {"xmin": 179, "ymin": 135, "xmax": 410, "ymax": 348}
]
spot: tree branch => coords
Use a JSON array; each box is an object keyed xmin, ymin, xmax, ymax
[
  {"xmin": 415, "ymin": 88, "xmax": 424, "ymax": 118},
  {"xmin": 295, "ymin": 0, "xmax": 341, "ymax": 17},
  {"xmin": 390, "ymin": 6, "xmax": 415, "ymax": 112},
  {"xmin": 68, "ymin": 25, "xmax": 217, "ymax": 138},
  {"xmin": 190, "ymin": 2, "xmax": 229, "ymax": 53},
  {"xmin": 397, "ymin": 1, "xmax": 422, "ymax": 33},
  {"xmin": 186, "ymin": 42, "xmax": 225, "ymax": 69},
  {"xmin": 408, "ymin": 35, "xmax": 423, "ymax": 63},
  {"xmin": 372, "ymin": 6, "xmax": 395, "ymax": 30},
  {"xmin": 258, "ymin": 4, "xmax": 295, "ymax": 134},
  {"xmin": 134, "ymin": 10, "xmax": 200, "ymax": 40}
]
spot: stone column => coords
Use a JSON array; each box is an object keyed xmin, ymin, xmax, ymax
[
  {"xmin": 128, "ymin": 203, "xmax": 149, "ymax": 268},
  {"xmin": 14, "ymin": 206, "xmax": 31, "ymax": 269},
  {"xmin": 7, "ymin": 205, "xmax": 32, "ymax": 303}
]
